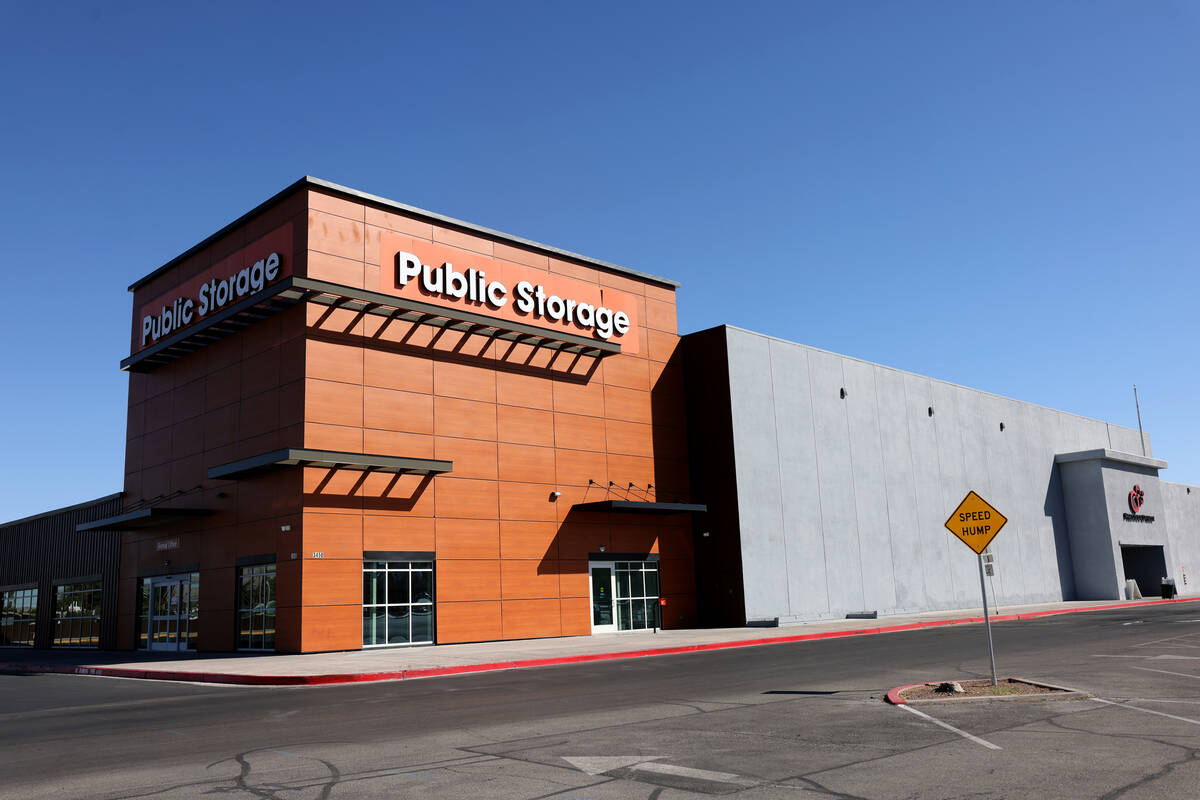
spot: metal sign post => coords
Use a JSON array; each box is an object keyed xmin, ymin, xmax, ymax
[
  {"xmin": 977, "ymin": 553, "xmax": 998, "ymax": 686},
  {"xmin": 945, "ymin": 491, "xmax": 1008, "ymax": 687}
]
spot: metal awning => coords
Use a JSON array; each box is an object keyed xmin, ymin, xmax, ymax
[
  {"xmin": 208, "ymin": 448, "xmax": 453, "ymax": 480},
  {"xmin": 75, "ymin": 507, "xmax": 211, "ymax": 532},
  {"xmin": 122, "ymin": 275, "xmax": 622, "ymax": 372},
  {"xmin": 572, "ymin": 500, "xmax": 708, "ymax": 515}
]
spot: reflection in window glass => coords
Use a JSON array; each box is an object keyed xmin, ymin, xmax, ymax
[
  {"xmin": 53, "ymin": 581, "xmax": 102, "ymax": 647},
  {"xmin": 237, "ymin": 564, "xmax": 276, "ymax": 651},
  {"xmin": 0, "ymin": 588, "xmax": 38, "ymax": 646},
  {"xmin": 138, "ymin": 574, "xmax": 200, "ymax": 651},
  {"xmin": 363, "ymin": 561, "xmax": 434, "ymax": 647}
]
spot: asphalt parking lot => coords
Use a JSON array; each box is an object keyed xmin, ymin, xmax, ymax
[{"xmin": 3, "ymin": 604, "xmax": 1200, "ymax": 799}]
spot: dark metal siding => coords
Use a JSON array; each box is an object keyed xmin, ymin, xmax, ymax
[{"xmin": 0, "ymin": 494, "xmax": 123, "ymax": 649}]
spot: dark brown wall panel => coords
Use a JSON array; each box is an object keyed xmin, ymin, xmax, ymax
[{"xmin": 0, "ymin": 494, "xmax": 122, "ymax": 649}]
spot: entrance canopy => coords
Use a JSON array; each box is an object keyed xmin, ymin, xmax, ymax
[
  {"xmin": 572, "ymin": 500, "xmax": 707, "ymax": 514},
  {"xmin": 208, "ymin": 448, "xmax": 453, "ymax": 480}
]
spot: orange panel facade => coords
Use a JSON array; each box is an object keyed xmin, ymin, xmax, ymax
[{"xmin": 117, "ymin": 178, "xmax": 698, "ymax": 653}]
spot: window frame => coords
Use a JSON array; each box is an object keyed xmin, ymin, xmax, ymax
[
  {"xmin": 0, "ymin": 585, "xmax": 39, "ymax": 647},
  {"xmin": 362, "ymin": 560, "xmax": 435, "ymax": 648},
  {"xmin": 236, "ymin": 563, "xmax": 277, "ymax": 652},
  {"xmin": 51, "ymin": 580, "xmax": 102, "ymax": 648}
]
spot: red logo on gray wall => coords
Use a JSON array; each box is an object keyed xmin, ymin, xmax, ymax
[{"xmin": 1129, "ymin": 485, "xmax": 1145, "ymax": 513}]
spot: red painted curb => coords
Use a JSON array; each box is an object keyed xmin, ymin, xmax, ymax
[
  {"xmin": 4, "ymin": 596, "xmax": 1196, "ymax": 687},
  {"xmin": 886, "ymin": 683, "xmax": 924, "ymax": 705}
]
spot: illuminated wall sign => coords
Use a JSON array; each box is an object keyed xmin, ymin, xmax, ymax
[
  {"xmin": 133, "ymin": 223, "xmax": 293, "ymax": 352},
  {"xmin": 379, "ymin": 234, "xmax": 641, "ymax": 353}
]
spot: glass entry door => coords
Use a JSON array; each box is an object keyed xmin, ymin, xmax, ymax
[
  {"xmin": 589, "ymin": 562, "xmax": 617, "ymax": 633},
  {"xmin": 589, "ymin": 560, "xmax": 662, "ymax": 634},
  {"xmin": 146, "ymin": 575, "xmax": 197, "ymax": 651}
]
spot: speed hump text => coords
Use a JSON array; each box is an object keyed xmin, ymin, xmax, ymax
[{"xmin": 944, "ymin": 491, "xmax": 1008, "ymax": 555}]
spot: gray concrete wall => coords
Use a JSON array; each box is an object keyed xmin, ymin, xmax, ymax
[
  {"xmin": 1058, "ymin": 460, "xmax": 1120, "ymax": 599},
  {"xmin": 1163, "ymin": 481, "xmax": 1200, "ymax": 595},
  {"xmin": 721, "ymin": 325, "xmax": 1151, "ymax": 623}
]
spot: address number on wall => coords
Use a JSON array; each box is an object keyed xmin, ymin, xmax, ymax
[{"xmin": 311, "ymin": 552, "xmax": 325, "ymax": 559}]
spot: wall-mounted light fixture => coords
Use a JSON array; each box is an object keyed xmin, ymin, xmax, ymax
[
  {"xmin": 840, "ymin": 388, "xmax": 847, "ymax": 399},
  {"xmin": 599, "ymin": 545, "xmax": 606, "ymax": 552},
  {"xmin": 999, "ymin": 422, "xmax": 1006, "ymax": 432},
  {"xmin": 928, "ymin": 406, "xmax": 934, "ymax": 417},
  {"xmin": 280, "ymin": 524, "xmax": 292, "ymax": 532},
  {"xmin": 550, "ymin": 491, "xmax": 562, "ymax": 500}
]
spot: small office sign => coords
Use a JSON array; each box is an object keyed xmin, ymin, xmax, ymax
[{"xmin": 945, "ymin": 491, "xmax": 1008, "ymax": 555}]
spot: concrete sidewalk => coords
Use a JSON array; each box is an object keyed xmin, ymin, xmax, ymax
[{"xmin": 3, "ymin": 596, "xmax": 1195, "ymax": 686}]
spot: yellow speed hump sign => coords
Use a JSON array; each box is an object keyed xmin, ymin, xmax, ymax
[{"xmin": 945, "ymin": 491, "xmax": 1007, "ymax": 555}]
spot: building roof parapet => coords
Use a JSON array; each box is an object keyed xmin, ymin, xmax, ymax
[
  {"xmin": 1054, "ymin": 449, "xmax": 1168, "ymax": 471},
  {"xmin": 128, "ymin": 176, "xmax": 680, "ymax": 293}
]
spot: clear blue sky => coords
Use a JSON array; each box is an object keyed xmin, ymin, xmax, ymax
[{"xmin": 2, "ymin": 1, "xmax": 1198, "ymax": 521}]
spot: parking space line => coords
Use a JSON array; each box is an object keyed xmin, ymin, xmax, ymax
[
  {"xmin": 1093, "ymin": 698, "xmax": 1200, "ymax": 726},
  {"xmin": 1131, "ymin": 666, "xmax": 1200, "ymax": 681},
  {"xmin": 896, "ymin": 704, "xmax": 1002, "ymax": 750},
  {"xmin": 1133, "ymin": 632, "xmax": 1200, "ymax": 648}
]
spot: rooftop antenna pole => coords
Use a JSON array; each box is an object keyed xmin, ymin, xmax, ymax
[{"xmin": 1134, "ymin": 384, "xmax": 1146, "ymax": 456}]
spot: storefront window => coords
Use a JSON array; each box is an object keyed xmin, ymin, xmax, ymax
[
  {"xmin": 53, "ymin": 581, "xmax": 102, "ymax": 647},
  {"xmin": 0, "ymin": 588, "xmax": 37, "ymax": 646},
  {"xmin": 237, "ymin": 564, "xmax": 276, "ymax": 651},
  {"xmin": 363, "ymin": 561, "xmax": 434, "ymax": 646},
  {"xmin": 614, "ymin": 561, "xmax": 660, "ymax": 631}
]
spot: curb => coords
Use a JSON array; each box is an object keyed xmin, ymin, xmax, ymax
[
  {"xmin": 4, "ymin": 596, "xmax": 1196, "ymax": 687},
  {"xmin": 886, "ymin": 677, "xmax": 1090, "ymax": 705}
]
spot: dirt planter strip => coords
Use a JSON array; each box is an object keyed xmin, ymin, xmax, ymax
[{"xmin": 887, "ymin": 677, "xmax": 1090, "ymax": 705}]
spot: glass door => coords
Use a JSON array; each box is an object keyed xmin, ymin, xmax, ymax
[
  {"xmin": 589, "ymin": 562, "xmax": 617, "ymax": 633},
  {"xmin": 146, "ymin": 575, "xmax": 197, "ymax": 651}
]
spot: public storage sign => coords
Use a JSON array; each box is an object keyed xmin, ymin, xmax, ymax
[
  {"xmin": 944, "ymin": 490, "xmax": 1008, "ymax": 555},
  {"xmin": 133, "ymin": 223, "xmax": 294, "ymax": 352},
  {"xmin": 379, "ymin": 233, "xmax": 641, "ymax": 353}
]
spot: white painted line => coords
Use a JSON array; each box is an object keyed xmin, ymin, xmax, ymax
[
  {"xmin": 1093, "ymin": 655, "xmax": 1151, "ymax": 659},
  {"xmin": 1093, "ymin": 654, "xmax": 1200, "ymax": 660},
  {"xmin": 896, "ymin": 703, "xmax": 1002, "ymax": 750},
  {"xmin": 1131, "ymin": 666, "xmax": 1200, "ymax": 681},
  {"xmin": 1133, "ymin": 632, "xmax": 1200, "ymax": 648},
  {"xmin": 562, "ymin": 756, "xmax": 664, "ymax": 775},
  {"xmin": 1092, "ymin": 698, "xmax": 1200, "ymax": 726},
  {"xmin": 562, "ymin": 756, "xmax": 755, "ymax": 786},
  {"xmin": 1152, "ymin": 643, "xmax": 1200, "ymax": 649},
  {"xmin": 634, "ymin": 761, "xmax": 756, "ymax": 786}
]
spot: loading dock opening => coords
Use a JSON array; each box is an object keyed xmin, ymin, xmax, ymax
[{"xmin": 1120, "ymin": 545, "xmax": 1168, "ymax": 599}]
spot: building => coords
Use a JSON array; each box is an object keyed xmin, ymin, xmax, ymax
[
  {"xmin": 2, "ymin": 177, "xmax": 1198, "ymax": 653},
  {"xmin": 683, "ymin": 325, "xmax": 1200, "ymax": 626}
]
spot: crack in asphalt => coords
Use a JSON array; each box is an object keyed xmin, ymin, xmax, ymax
[{"xmin": 1096, "ymin": 746, "xmax": 1200, "ymax": 800}]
